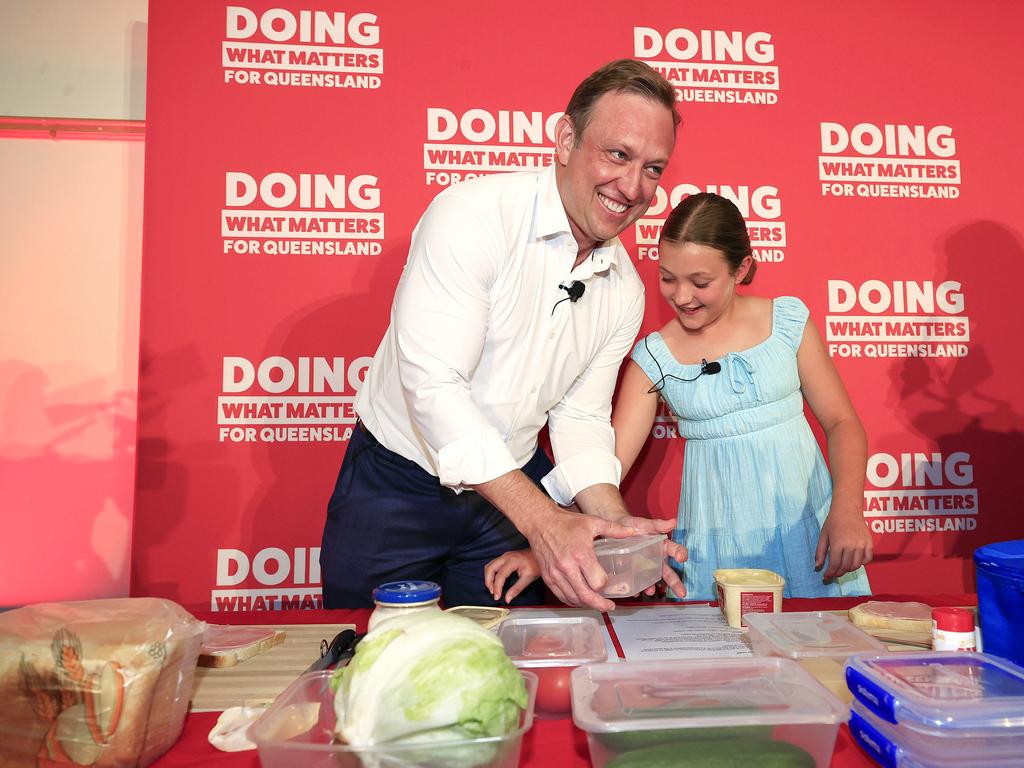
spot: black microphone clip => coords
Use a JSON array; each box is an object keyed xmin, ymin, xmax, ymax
[
  {"xmin": 558, "ymin": 281, "xmax": 585, "ymax": 303},
  {"xmin": 700, "ymin": 358, "xmax": 722, "ymax": 375}
]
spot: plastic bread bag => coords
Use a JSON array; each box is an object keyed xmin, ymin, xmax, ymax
[{"xmin": 0, "ymin": 597, "xmax": 204, "ymax": 767}]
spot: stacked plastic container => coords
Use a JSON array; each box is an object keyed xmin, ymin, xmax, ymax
[
  {"xmin": 571, "ymin": 656, "xmax": 848, "ymax": 768},
  {"xmin": 498, "ymin": 615, "xmax": 607, "ymax": 717},
  {"xmin": 845, "ymin": 651, "xmax": 1024, "ymax": 767}
]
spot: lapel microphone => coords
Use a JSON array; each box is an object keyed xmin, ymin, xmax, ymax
[
  {"xmin": 559, "ymin": 281, "xmax": 585, "ymax": 303},
  {"xmin": 701, "ymin": 358, "xmax": 722, "ymax": 375},
  {"xmin": 551, "ymin": 281, "xmax": 586, "ymax": 315}
]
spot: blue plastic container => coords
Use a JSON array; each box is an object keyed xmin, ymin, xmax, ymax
[
  {"xmin": 975, "ymin": 540, "xmax": 1024, "ymax": 666},
  {"xmin": 846, "ymin": 651, "xmax": 1024, "ymax": 766}
]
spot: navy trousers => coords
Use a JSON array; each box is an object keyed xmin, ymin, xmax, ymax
[{"xmin": 321, "ymin": 422, "xmax": 550, "ymax": 608}]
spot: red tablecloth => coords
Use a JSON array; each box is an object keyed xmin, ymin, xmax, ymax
[{"xmin": 154, "ymin": 594, "xmax": 977, "ymax": 768}]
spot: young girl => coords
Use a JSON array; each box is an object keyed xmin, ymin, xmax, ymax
[{"xmin": 485, "ymin": 193, "xmax": 872, "ymax": 602}]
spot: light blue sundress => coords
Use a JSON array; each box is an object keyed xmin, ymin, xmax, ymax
[{"xmin": 631, "ymin": 296, "xmax": 872, "ymax": 600}]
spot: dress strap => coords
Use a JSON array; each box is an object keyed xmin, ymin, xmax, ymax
[
  {"xmin": 631, "ymin": 333, "xmax": 669, "ymax": 391},
  {"xmin": 773, "ymin": 296, "xmax": 810, "ymax": 351}
]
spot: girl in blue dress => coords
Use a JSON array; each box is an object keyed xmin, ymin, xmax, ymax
[{"xmin": 485, "ymin": 193, "xmax": 872, "ymax": 601}]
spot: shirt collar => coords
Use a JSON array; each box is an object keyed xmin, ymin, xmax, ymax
[{"xmin": 535, "ymin": 165, "xmax": 618, "ymax": 277}]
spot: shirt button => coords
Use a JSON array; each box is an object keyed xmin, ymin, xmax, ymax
[
  {"xmin": 548, "ymin": 332, "xmax": 555, "ymax": 340},
  {"xmin": 530, "ymin": 385, "xmax": 538, "ymax": 393}
]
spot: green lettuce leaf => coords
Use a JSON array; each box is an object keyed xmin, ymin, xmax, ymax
[{"xmin": 333, "ymin": 609, "xmax": 527, "ymax": 752}]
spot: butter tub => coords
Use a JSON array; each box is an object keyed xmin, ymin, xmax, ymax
[{"xmin": 714, "ymin": 568, "xmax": 785, "ymax": 627}]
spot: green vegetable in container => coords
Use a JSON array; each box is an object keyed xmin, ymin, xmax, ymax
[
  {"xmin": 604, "ymin": 738, "xmax": 815, "ymax": 768},
  {"xmin": 596, "ymin": 725, "xmax": 773, "ymax": 751},
  {"xmin": 329, "ymin": 609, "xmax": 527, "ymax": 766}
]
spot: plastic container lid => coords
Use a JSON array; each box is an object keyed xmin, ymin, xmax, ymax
[
  {"xmin": 745, "ymin": 611, "xmax": 888, "ymax": 658},
  {"xmin": 845, "ymin": 651, "xmax": 1024, "ymax": 732},
  {"xmin": 932, "ymin": 607, "xmax": 974, "ymax": 632},
  {"xmin": 497, "ymin": 615, "xmax": 607, "ymax": 668},
  {"xmin": 571, "ymin": 656, "xmax": 848, "ymax": 734},
  {"xmin": 974, "ymin": 540, "xmax": 1024, "ymax": 573},
  {"xmin": 592, "ymin": 534, "xmax": 665, "ymax": 557},
  {"xmin": 371, "ymin": 580, "xmax": 441, "ymax": 605}
]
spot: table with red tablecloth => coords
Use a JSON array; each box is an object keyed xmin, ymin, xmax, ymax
[{"xmin": 152, "ymin": 594, "xmax": 977, "ymax": 768}]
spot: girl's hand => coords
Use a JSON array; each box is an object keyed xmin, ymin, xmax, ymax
[
  {"xmin": 815, "ymin": 506, "xmax": 873, "ymax": 581},
  {"xmin": 484, "ymin": 549, "xmax": 541, "ymax": 603},
  {"xmin": 642, "ymin": 535, "xmax": 688, "ymax": 598}
]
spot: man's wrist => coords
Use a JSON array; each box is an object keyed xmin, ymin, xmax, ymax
[
  {"xmin": 574, "ymin": 483, "xmax": 629, "ymax": 522},
  {"xmin": 470, "ymin": 469, "xmax": 557, "ymax": 539}
]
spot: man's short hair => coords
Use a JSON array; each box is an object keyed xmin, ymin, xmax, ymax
[{"xmin": 564, "ymin": 59, "xmax": 680, "ymax": 145}]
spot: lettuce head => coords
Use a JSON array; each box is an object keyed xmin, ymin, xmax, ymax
[{"xmin": 330, "ymin": 609, "xmax": 527, "ymax": 755}]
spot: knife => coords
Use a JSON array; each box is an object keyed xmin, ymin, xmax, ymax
[{"xmin": 305, "ymin": 628, "xmax": 363, "ymax": 673}]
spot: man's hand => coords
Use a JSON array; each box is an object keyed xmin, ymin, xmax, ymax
[
  {"xmin": 815, "ymin": 504, "xmax": 873, "ymax": 581},
  {"xmin": 472, "ymin": 470, "xmax": 638, "ymax": 611},
  {"xmin": 575, "ymin": 488, "xmax": 687, "ymax": 599},
  {"xmin": 524, "ymin": 506, "xmax": 642, "ymax": 611}
]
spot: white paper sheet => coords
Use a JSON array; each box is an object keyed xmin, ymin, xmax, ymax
[
  {"xmin": 508, "ymin": 607, "xmax": 621, "ymax": 662},
  {"xmin": 609, "ymin": 605, "xmax": 752, "ymax": 660}
]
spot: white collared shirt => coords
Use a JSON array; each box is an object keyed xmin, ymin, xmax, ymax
[{"xmin": 354, "ymin": 166, "xmax": 644, "ymax": 503}]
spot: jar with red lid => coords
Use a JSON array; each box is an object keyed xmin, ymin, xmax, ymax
[{"xmin": 931, "ymin": 607, "xmax": 977, "ymax": 651}]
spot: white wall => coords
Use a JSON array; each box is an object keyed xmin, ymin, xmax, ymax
[
  {"xmin": 0, "ymin": 0, "xmax": 147, "ymax": 606},
  {"xmin": 0, "ymin": 0, "xmax": 147, "ymax": 119}
]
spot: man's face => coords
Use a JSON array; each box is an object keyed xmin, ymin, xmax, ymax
[{"xmin": 555, "ymin": 90, "xmax": 676, "ymax": 255}]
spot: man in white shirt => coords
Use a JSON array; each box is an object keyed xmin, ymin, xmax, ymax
[{"xmin": 322, "ymin": 60, "xmax": 687, "ymax": 610}]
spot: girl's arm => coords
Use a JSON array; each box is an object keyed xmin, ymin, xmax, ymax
[
  {"xmin": 611, "ymin": 360, "xmax": 689, "ymax": 596},
  {"xmin": 611, "ymin": 360, "xmax": 661, "ymax": 478},
  {"xmin": 797, "ymin": 319, "xmax": 873, "ymax": 581}
]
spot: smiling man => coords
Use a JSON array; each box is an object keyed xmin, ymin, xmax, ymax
[{"xmin": 321, "ymin": 60, "xmax": 686, "ymax": 611}]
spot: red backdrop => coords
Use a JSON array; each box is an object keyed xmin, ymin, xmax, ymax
[{"xmin": 135, "ymin": 0, "xmax": 1024, "ymax": 611}]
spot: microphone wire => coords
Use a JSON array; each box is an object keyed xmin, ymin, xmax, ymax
[{"xmin": 644, "ymin": 335, "xmax": 721, "ymax": 394}]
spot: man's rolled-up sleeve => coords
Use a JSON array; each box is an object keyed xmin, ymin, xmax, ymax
[
  {"xmin": 394, "ymin": 193, "xmax": 518, "ymax": 488},
  {"xmin": 542, "ymin": 287, "xmax": 644, "ymax": 505}
]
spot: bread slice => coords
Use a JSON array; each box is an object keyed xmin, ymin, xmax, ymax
[{"xmin": 848, "ymin": 601, "xmax": 933, "ymax": 633}]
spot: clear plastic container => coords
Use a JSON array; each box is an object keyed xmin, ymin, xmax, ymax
[
  {"xmin": 497, "ymin": 615, "xmax": 607, "ymax": 718},
  {"xmin": 570, "ymin": 656, "xmax": 848, "ymax": 768},
  {"xmin": 845, "ymin": 651, "xmax": 1024, "ymax": 763},
  {"xmin": 592, "ymin": 534, "xmax": 665, "ymax": 597},
  {"xmin": 714, "ymin": 568, "xmax": 785, "ymax": 627},
  {"xmin": 745, "ymin": 611, "xmax": 888, "ymax": 702},
  {"xmin": 368, "ymin": 580, "xmax": 442, "ymax": 632},
  {"xmin": 849, "ymin": 700, "xmax": 1024, "ymax": 768},
  {"xmin": 248, "ymin": 669, "xmax": 538, "ymax": 768}
]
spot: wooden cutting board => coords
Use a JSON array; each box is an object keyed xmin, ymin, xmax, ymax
[{"xmin": 190, "ymin": 623, "xmax": 355, "ymax": 712}]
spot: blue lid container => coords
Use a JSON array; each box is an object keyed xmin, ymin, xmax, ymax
[
  {"xmin": 975, "ymin": 540, "xmax": 1024, "ymax": 666},
  {"xmin": 371, "ymin": 580, "xmax": 441, "ymax": 605},
  {"xmin": 849, "ymin": 700, "xmax": 1024, "ymax": 768},
  {"xmin": 845, "ymin": 652, "xmax": 1024, "ymax": 763}
]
